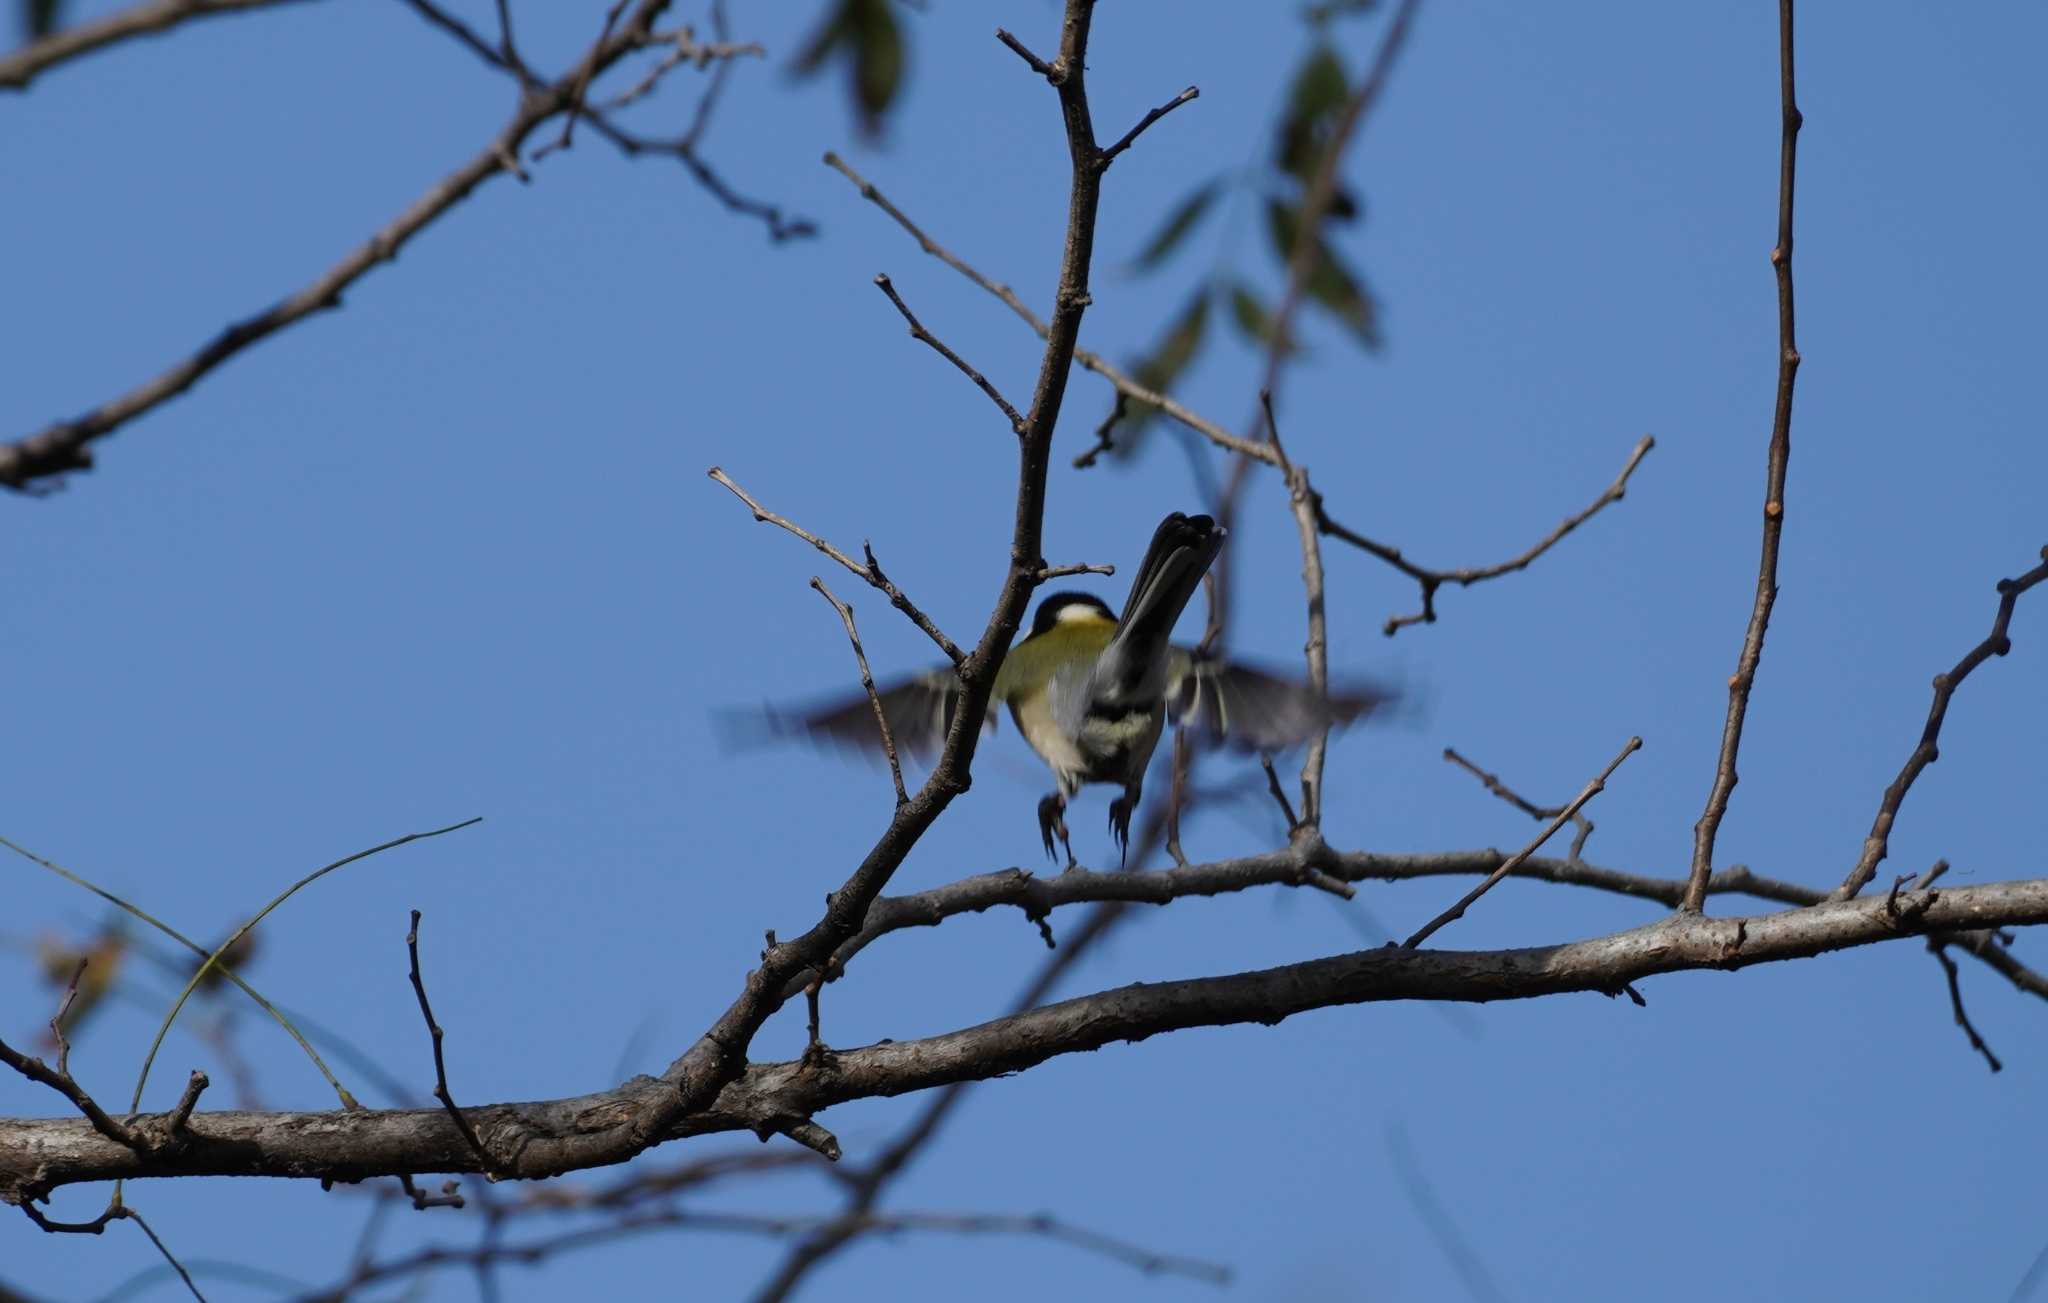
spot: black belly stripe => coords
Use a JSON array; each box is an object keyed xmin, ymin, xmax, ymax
[{"xmin": 1084, "ymin": 700, "xmax": 1156, "ymax": 725}]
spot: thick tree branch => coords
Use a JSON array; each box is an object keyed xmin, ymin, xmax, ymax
[
  {"xmin": 10, "ymin": 880, "xmax": 2045, "ymax": 1198},
  {"xmin": 1684, "ymin": 0, "xmax": 1802, "ymax": 911}
]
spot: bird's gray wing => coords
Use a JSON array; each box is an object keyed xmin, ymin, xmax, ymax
[
  {"xmin": 720, "ymin": 668, "xmax": 980, "ymax": 764},
  {"xmin": 1166, "ymin": 653, "xmax": 1392, "ymax": 753}
]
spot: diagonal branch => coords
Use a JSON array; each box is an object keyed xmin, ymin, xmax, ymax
[
  {"xmin": 0, "ymin": 0, "xmax": 678, "ymax": 492},
  {"xmin": 821, "ymin": 151, "xmax": 1280, "ymax": 465},
  {"xmin": 0, "ymin": 0, "xmax": 315, "ymax": 92},
  {"xmin": 1835, "ymin": 547, "xmax": 2048, "ymax": 899},
  {"xmin": 707, "ymin": 467, "xmax": 965, "ymax": 665},
  {"xmin": 1683, "ymin": 0, "xmax": 1802, "ymax": 912},
  {"xmin": 872, "ymin": 274, "xmax": 1026, "ymax": 435},
  {"xmin": 1402, "ymin": 737, "xmax": 1641, "ymax": 948},
  {"xmin": 811, "ymin": 578, "xmax": 908, "ymax": 805}
]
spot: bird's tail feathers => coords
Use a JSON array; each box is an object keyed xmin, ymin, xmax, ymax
[{"xmin": 1099, "ymin": 512, "xmax": 1224, "ymax": 700}]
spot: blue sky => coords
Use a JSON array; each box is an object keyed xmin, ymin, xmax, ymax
[{"xmin": 5, "ymin": 2, "xmax": 2047, "ymax": 1300}]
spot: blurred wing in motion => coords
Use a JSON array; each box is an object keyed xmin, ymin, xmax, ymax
[
  {"xmin": 719, "ymin": 668, "xmax": 981, "ymax": 764},
  {"xmin": 1167, "ymin": 654, "xmax": 1393, "ymax": 753}
]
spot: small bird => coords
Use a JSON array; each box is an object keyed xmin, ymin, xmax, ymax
[{"xmin": 750, "ymin": 511, "xmax": 1390, "ymax": 865}]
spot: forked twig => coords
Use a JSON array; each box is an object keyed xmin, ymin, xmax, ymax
[
  {"xmin": 1403, "ymin": 738, "xmax": 1642, "ymax": 949},
  {"xmin": 811, "ymin": 578, "xmax": 908, "ymax": 805}
]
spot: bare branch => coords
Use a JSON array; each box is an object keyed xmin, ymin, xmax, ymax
[
  {"xmin": 994, "ymin": 27, "xmax": 1055, "ymax": 79},
  {"xmin": 706, "ymin": 468, "xmax": 965, "ymax": 665},
  {"xmin": 1072, "ymin": 392, "xmax": 1129, "ymax": 468},
  {"xmin": 1402, "ymin": 737, "xmax": 1642, "ymax": 949},
  {"xmin": 1035, "ymin": 561, "xmax": 1115, "ymax": 581},
  {"xmin": 1261, "ymin": 390, "xmax": 1333, "ymax": 825},
  {"xmin": 12, "ymin": 879, "xmax": 2048, "ymax": 1198},
  {"xmin": 872, "ymin": 274, "xmax": 1027, "ymax": 436},
  {"xmin": 121, "ymin": 1206, "xmax": 208, "ymax": 1302},
  {"xmin": 640, "ymin": 0, "xmax": 1130, "ymax": 1174},
  {"xmin": 405, "ymin": 910, "xmax": 495, "ymax": 1180},
  {"xmin": 1929, "ymin": 942, "xmax": 2002, "ymax": 1073},
  {"xmin": 1097, "ymin": 86, "xmax": 1199, "ymax": 168},
  {"xmin": 1684, "ymin": 0, "xmax": 1804, "ymax": 912},
  {"xmin": 1315, "ymin": 434, "xmax": 1654, "ymax": 636},
  {"xmin": 810, "ymin": 578, "xmax": 907, "ymax": 805},
  {"xmin": 0, "ymin": 964, "xmax": 141, "ymax": 1150},
  {"xmin": 822, "ymin": 151, "xmax": 1281, "ymax": 465},
  {"xmin": 1443, "ymin": 746, "xmax": 1597, "ymax": 863},
  {"xmin": 1835, "ymin": 547, "xmax": 2048, "ymax": 899},
  {"xmin": 0, "ymin": 0, "xmax": 312, "ymax": 92},
  {"xmin": 0, "ymin": 0, "xmax": 677, "ymax": 492}
]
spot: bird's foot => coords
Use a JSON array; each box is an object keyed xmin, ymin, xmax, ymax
[
  {"xmin": 1108, "ymin": 794, "xmax": 1136, "ymax": 868},
  {"xmin": 1038, "ymin": 794, "xmax": 1076, "ymax": 869}
]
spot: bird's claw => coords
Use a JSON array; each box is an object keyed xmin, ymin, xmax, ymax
[
  {"xmin": 1038, "ymin": 794, "xmax": 1075, "ymax": 869},
  {"xmin": 1108, "ymin": 795, "xmax": 1135, "ymax": 868}
]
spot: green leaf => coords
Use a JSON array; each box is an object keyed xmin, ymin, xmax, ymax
[
  {"xmin": 1304, "ymin": 0, "xmax": 1381, "ymax": 25},
  {"xmin": 1276, "ymin": 44, "xmax": 1349, "ymax": 179},
  {"xmin": 1305, "ymin": 241, "xmax": 1380, "ymax": 348},
  {"xmin": 1129, "ymin": 178, "xmax": 1223, "ymax": 274},
  {"xmin": 790, "ymin": 0, "xmax": 905, "ymax": 137},
  {"xmin": 848, "ymin": 0, "xmax": 904, "ymax": 132},
  {"xmin": 1227, "ymin": 282, "xmax": 1298, "ymax": 355},
  {"xmin": 1115, "ymin": 290, "xmax": 1213, "ymax": 459},
  {"xmin": 1263, "ymin": 199, "xmax": 1379, "ymax": 350}
]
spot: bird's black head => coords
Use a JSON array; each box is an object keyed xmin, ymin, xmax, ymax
[{"xmin": 1030, "ymin": 591, "xmax": 1115, "ymax": 637}]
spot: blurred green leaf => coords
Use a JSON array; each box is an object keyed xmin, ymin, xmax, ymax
[
  {"xmin": 1115, "ymin": 290, "xmax": 1212, "ymax": 459},
  {"xmin": 1129, "ymin": 177, "xmax": 1223, "ymax": 274},
  {"xmin": 1264, "ymin": 199, "xmax": 1380, "ymax": 350},
  {"xmin": 1305, "ymin": 0, "xmax": 1380, "ymax": 25},
  {"xmin": 1227, "ymin": 282, "xmax": 1298, "ymax": 355},
  {"xmin": 23, "ymin": 0, "xmax": 61, "ymax": 39},
  {"xmin": 1276, "ymin": 43, "xmax": 1348, "ymax": 180},
  {"xmin": 791, "ymin": 0, "xmax": 906, "ymax": 137}
]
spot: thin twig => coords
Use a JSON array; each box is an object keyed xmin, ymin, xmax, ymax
[
  {"xmin": 1443, "ymin": 746, "xmax": 1597, "ymax": 863},
  {"xmin": 1073, "ymin": 393, "xmax": 1130, "ymax": 468},
  {"xmin": 1098, "ymin": 86, "xmax": 1200, "ymax": 168},
  {"xmin": 122, "ymin": 1205, "xmax": 209, "ymax": 1301},
  {"xmin": 706, "ymin": 468, "xmax": 965, "ymax": 664},
  {"xmin": 535, "ymin": 0, "xmax": 629, "ymax": 160},
  {"xmin": 1, "ymin": 0, "xmax": 677, "ymax": 491},
  {"xmin": 872, "ymin": 274, "xmax": 1027, "ymax": 435},
  {"xmin": 811, "ymin": 578, "xmax": 907, "ymax": 804},
  {"xmin": 1929, "ymin": 942, "xmax": 2002, "ymax": 1073},
  {"xmin": 994, "ymin": 27, "xmax": 1055, "ymax": 79},
  {"xmin": 604, "ymin": 27, "xmax": 763, "ymax": 110},
  {"xmin": 1403, "ymin": 737, "xmax": 1642, "ymax": 949},
  {"xmin": 1261, "ymin": 390, "xmax": 1333, "ymax": 825},
  {"xmin": 1683, "ymin": 0, "xmax": 1803, "ymax": 912},
  {"xmin": 406, "ymin": 910, "xmax": 496, "ymax": 1178},
  {"xmin": 821, "ymin": 151, "xmax": 1281, "ymax": 465},
  {"xmin": 1316, "ymin": 434, "xmax": 1654, "ymax": 636},
  {"xmin": 0, "ymin": 0, "xmax": 311, "ymax": 91},
  {"xmin": 1835, "ymin": 548, "xmax": 2048, "ymax": 899},
  {"xmin": 1036, "ymin": 562, "xmax": 1115, "ymax": 581},
  {"xmin": 0, "ymin": 966, "xmax": 141, "ymax": 1150}
]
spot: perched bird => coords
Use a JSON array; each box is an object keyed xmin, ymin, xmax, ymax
[{"xmin": 749, "ymin": 511, "xmax": 1390, "ymax": 865}]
